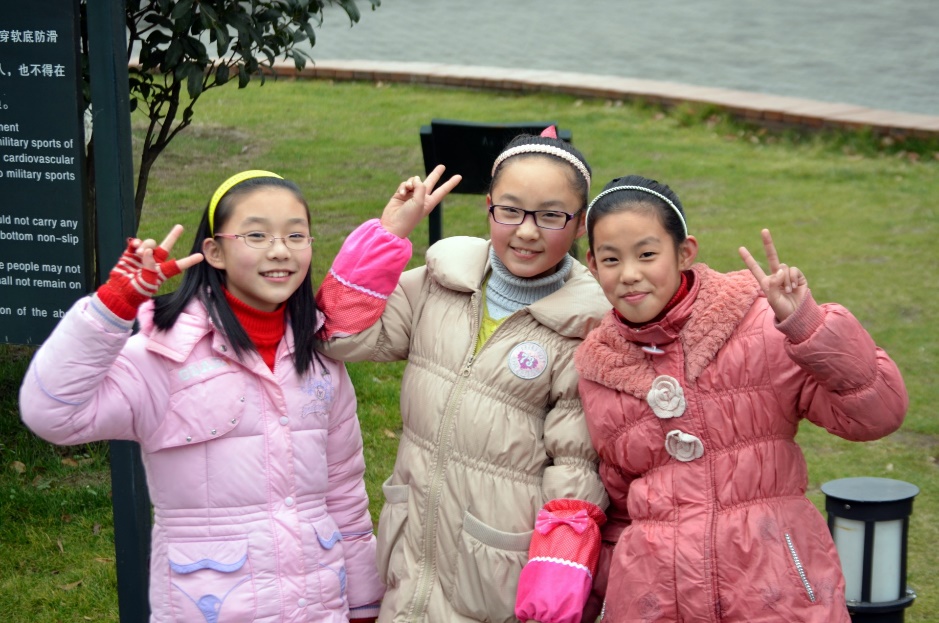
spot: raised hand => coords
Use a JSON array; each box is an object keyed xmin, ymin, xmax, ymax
[
  {"xmin": 97, "ymin": 225, "xmax": 204, "ymax": 320},
  {"xmin": 738, "ymin": 228, "xmax": 808, "ymax": 322},
  {"xmin": 380, "ymin": 165, "xmax": 462, "ymax": 238}
]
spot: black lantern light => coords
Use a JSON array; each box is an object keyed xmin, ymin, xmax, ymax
[{"xmin": 821, "ymin": 477, "xmax": 919, "ymax": 623}]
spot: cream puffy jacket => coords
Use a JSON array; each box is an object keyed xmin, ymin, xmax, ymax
[{"xmin": 318, "ymin": 223, "xmax": 609, "ymax": 622}]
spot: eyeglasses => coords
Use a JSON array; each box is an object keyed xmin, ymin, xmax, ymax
[
  {"xmin": 214, "ymin": 232, "xmax": 315, "ymax": 250},
  {"xmin": 488, "ymin": 204, "xmax": 581, "ymax": 230}
]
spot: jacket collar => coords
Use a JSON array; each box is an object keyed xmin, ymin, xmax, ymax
[
  {"xmin": 575, "ymin": 264, "xmax": 762, "ymax": 397},
  {"xmin": 136, "ymin": 298, "xmax": 304, "ymax": 364},
  {"xmin": 425, "ymin": 236, "xmax": 608, "ymax": 339}
]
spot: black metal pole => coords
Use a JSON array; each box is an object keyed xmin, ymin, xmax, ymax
[{"xmin": 86, "ymin": 0, "xmax": 151, "ymax": 621}]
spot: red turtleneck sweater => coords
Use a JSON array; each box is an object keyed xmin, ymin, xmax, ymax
[{"xmin": 223, "ymin": 289, "xmax": 286, "ymax": 371}]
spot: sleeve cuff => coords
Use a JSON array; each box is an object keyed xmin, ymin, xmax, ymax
[
  {"xmin": 330, "ymin": 218, "xmax": 412, "ymax": 299},
  {"xmin": 89, "ymin": 294, "xmax": 137, "ymax": 333},
  {"xmin": 348, "ymin": 601, "xmax": 381, "ymax": 619},
  {"xmin": 775, "ymin": 290, "xmax": 824, "ymax": 344}
]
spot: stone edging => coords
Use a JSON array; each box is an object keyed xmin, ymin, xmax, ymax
[{"xmin": 268, "ymin": 59, "xmax": 939, "ymax": 140}]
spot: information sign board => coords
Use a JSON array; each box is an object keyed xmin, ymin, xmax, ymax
[{"xmin": 0, "ymin": 0, "xmax": 88, "ymax": 344}]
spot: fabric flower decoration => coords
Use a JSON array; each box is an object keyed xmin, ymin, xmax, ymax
[
  {"xmin": 665, "ymin": 429, "xmax": 704, "ymax": 462},
  {"xmin": 647, "ymin": 375, "xmax": 686, "ymax": 419}
]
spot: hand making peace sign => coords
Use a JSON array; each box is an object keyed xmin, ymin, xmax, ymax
[
  {"xmin": 738, "ymin": 228, "xmax": 808, "ymax": 322},
  {"xmin": 135, "ymin": 224, "xmax": 205, "ymax": 275},
  {"xmin": 380, "ymin": 165, "xmax": 463, "ymax": 239},
  {"xmin": 97, "ymin": 225, "xmax": 204, "ymax": 320}
]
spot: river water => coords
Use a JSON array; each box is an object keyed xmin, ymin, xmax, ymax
[{"xmin": 306, "ymin": 0, "xmax": 939, "ymax": 116}]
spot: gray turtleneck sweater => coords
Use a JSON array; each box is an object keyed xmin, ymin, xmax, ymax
[{"xmin": 485, "ymin": 247, "xmax": 574, "ymax": 320}]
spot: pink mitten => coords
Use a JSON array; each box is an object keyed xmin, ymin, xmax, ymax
[{"xmin": 515, "ymin": 499, "xmax": 606, "ymax": 623}]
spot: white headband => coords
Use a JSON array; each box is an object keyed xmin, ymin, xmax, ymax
[
  {"xmin": 490, "ymin": 144, "xmax": 591, "ymax": 187},
  {"xmin": 586, "ymin": 185, "xmax": 688, "ymax": 238}
]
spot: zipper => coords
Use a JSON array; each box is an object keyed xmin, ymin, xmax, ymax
[
  {"xmin": 785, "ymin": 533, "xmax": 816, "ymax": 602},
  {"xmin": 406, "ymin": 293, "xmax": 482, "ymax": 619}
]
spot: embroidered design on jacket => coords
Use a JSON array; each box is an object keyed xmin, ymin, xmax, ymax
[
  {"xmin": 300, "ymin": 372, "xmax": 334, "ymax": 419},
  {"xmin": 176, "ymin": 357, "xmax": 229, "ymax": 382},
  {"xmin": 508, "ymin": 341, "xmax": 548, "ymax": 379},
  {"xmin": 647, "ymin": 375, "xmax": 686, "ymax": 418},
  {"xmin": 637, "ymin": 592, "xmax": 663, "ymax": 621}
]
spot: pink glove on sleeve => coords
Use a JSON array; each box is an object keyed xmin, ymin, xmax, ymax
[
  {"xmin": 96, "ymin": 239, "xmax": 181, "ymax": 320},
  {"xmin": 515, "ymin": 498, "xmax": 606, "ymax": 623}
]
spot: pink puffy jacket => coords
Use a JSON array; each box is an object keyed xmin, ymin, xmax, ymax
[
  {"xmin": 19, "ymin": 296, "xmax": 384, "ymax": 622},
  {"xmin": 575, "ymin": 264, "xmax": 908, "ymax": 623}
]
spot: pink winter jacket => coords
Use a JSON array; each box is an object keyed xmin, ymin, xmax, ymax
[
  {"xmin": 19, "ymin": 295, "xmax": 384, "ymax": 623},
  {"xmin": 575, "ymin": 264, "xmax": 908, "ymax": 623}
]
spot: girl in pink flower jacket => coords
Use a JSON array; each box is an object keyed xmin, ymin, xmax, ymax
[
  {"xmin": 18, "ymin": 171, "xmax": 446, "ymax": 623},
  {"xmin": 575, "ymin": 175, "xmax": 908, "ymax": 622}
]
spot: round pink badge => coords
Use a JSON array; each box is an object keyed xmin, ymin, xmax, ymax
[{"xmin": 508, "ymin": 341, "xmax": 549, "ymax": 380}]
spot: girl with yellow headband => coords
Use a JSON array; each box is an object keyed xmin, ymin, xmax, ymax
[{"xmin": 20, "ymin": 168, "xmax": 459, "ymax": 623}]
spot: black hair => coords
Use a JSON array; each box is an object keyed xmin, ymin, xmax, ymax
[
  {"xmin": 586, "ymin": 175, "xmax": 687, "ymax": 251},
  {"xmin": 489, "ymin": 133, "xmax": 592, "ymax": 209},
  {"xmin": 152, "ymin": 176, "xmax": 326, "ymax": 376}
]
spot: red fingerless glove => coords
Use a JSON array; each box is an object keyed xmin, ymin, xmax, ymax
[{"xmin": 96, "ymin": 239, "xmax": 181, "ymax": 320}]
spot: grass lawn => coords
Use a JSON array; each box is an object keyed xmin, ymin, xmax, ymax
[{"xmin": 1, "ymin": 77, "xmax": 937, "ymax": 621}]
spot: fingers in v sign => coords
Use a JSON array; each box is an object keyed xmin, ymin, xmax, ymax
[
  {"xmin": 97, "ymin": 224, "xmax": 203, "ymax": 320},
  {"xmin": 157, "ymin": 224, "xmax": 204, "ymax": 272},
  {"xmin": 738, "ymin": 228, "xmax": 808, "ymax": 322},
  {"xmin": 381, "ymin": 165, "xmax": 462, "ymax": 239}
]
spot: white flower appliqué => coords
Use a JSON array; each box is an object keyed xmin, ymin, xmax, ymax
[
  {"xmin": 647, "ymin": 375, "xmax": 686, "ymax": 419},
  {"xmin": 665, "ymin": 430, "xmax": 704, "ymax": 462}
]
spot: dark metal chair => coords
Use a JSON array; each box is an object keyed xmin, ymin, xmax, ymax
[{"xmin": 419, "ymin": 119, "xmax": 572, "ymax": 246}]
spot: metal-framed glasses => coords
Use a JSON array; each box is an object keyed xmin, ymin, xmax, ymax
[
  {"xmin": 214, "ymin": 232, "xmax": 315, "ymax": 250},
  {"xmin": 488, "ymin": 204, "xmax": 581, "ymax": 230}
]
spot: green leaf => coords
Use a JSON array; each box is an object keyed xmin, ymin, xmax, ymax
[
  {"xmin": 214, "ymin": 26, "xmax": 232, "ymax": 56},
  {"xmin": 142, "ymin": 14, "xmax": 174, "ymax": 30},
  {"xmin": 164, "ymin": 40, "xmax": 183, "ymax": 68},
  {"xmin": 336, "ymin": 0, "xmax": 361, "ymax": 23},
  {"xmin": 200, "ymin": 3, "xmax": 218, "ymax": 23},
  {"xmin": 303, "ymin": 21, "xmax": 317, "ymax": 46},
  {"xmin": 181, "ymin": 36, "xmax": 209, "ymax": 63},
  {"xmin": 238, "ymin": 64, "xmax": 250, "ymax": 88},
  {"xmin": 215, "ymin": 63, "xmax": 230, "ymax": 85},
  {"xmin": 186, "ymin": 65, "xmax": 204, "ymax": 99},
  {"xmin": 228, "ymin": 9, "xmax": 251, "ymax": 33},
  {"xmin": 171, "ymin": 0, "xmax": 194, "ymax": 21},
  {"xmin": 173, "ymin": 60, "xmax": 193, "ymax": 81},
  {"xmin": 199, "ymin": 8, "xmax": 213, "ymax": 31},
  {"xmin": 145, "ymin": 30, "xmax": 172, "ymax": 47}
]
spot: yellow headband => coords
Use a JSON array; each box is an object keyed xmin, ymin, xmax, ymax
[{"xmin": 208, "ymin": 170, "xmax": 284, "ymax": 235}]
